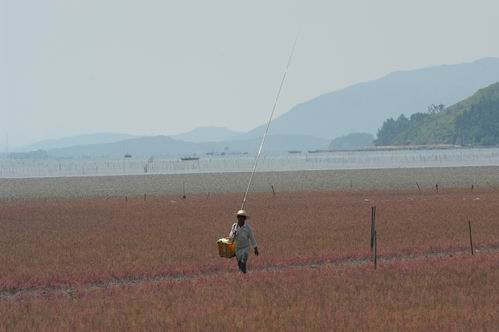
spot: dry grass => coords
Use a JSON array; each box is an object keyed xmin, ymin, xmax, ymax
[
  {"xmin": 2, "ymin": 188, "xmax": 499, "ymax": 330},
  {"xmin": 1, "ymin": 253, "xmax": 498, "ymax": 331},
  {"xmin": 1, "ymin": 189, "xmax": 498, "ymax": 290}
]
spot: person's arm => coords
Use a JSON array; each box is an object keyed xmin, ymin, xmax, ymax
[
  {"xmin": 229, "ymin": 223, "xmax": 237, "ymax": 240},
  {"xmin": 249, "ymin": 225, "xmax": 259, "ymax": 255}
]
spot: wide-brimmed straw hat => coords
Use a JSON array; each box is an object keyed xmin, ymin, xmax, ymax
[{"xmin": 236, "ymin": 210, "xmax": 249, "ymax": 218}]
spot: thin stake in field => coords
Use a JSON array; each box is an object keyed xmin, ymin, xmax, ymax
[
  {"xmin": 416, "ymin": 182, "xmax": 421, "ymax": 194},
  {"xmin": 370, "ymin": 206, "xmax": 376, "ymax": 259},
  {"xmin": 271, "ymin": 185, "xmax": 276, "ymax": 197},
  {"xmin": 467, "ymin": 217, "xmax": 474, "ymax": 255},
  {"xmin": 182, "ymin": 182, "xmax": 186, "ymax": 200},
  {"xmin": 374, "ymin": 230, "xmax": 378, "ymax": 269}
]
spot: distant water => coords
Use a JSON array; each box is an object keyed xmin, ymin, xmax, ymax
[{"xmin": 2, "ymin": 148, "xmax": 499, "ymax": 179}]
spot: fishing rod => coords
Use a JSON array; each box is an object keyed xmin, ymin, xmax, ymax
[{"xmin": 240, "ymin": 33, "xmax": 299, "ymax": 211}]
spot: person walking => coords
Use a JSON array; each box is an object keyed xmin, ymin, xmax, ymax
[{"xmin": 229, "ymin": 210, "xmax": 259, "ymax": 273}]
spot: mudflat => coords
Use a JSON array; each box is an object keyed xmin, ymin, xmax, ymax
[{"xmin": 1, "ymin": 166, "xmax": 498, "ymax": 199}]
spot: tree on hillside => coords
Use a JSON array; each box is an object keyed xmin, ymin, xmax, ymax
[
  {"xmin": 375, "ymin": 104, "xmax": 448, "ymax": 146},
  {"xmin": 456, "ymin": 99, "xmax": 499, "ymax": 145},
  {"xmin": 375, "ymin": 117, "xmax": 400, "ymax": 145},
  {"xmin": 428, "ymin": 104, "xmax": 445, "ymax": 114},
  {"xmin": 375, "ymin": 113, "xmax": 431, "ymax": 145}
]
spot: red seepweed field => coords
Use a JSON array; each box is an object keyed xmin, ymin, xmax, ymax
[
  {"xmin": 2, "ymin": 253, "xmax": 499, "ymax": 331},
  {"xmin": 1, "ymin": 187, "xmax": 499, "ymax": 330}
]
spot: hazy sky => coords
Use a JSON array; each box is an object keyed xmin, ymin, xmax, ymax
[{"xmin": 2, "ymin": 0, "xmax": 499, "ymax": 147}]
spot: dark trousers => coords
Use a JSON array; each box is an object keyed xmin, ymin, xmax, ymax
[{"xmin": 237, "ymin": 259, "xmax": 247, "ymax": 273}]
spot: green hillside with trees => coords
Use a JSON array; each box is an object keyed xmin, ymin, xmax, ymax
[{"xmin": 375, "ymin": 82, "xmax": 499, "ymax": 146}]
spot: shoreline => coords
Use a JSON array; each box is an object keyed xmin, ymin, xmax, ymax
[{"xmin": 1, "ymin": 166, "xmax": 499, "ymax": 200}]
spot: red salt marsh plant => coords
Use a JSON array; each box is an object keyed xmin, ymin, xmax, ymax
[
  {"xmin": 0, "ymin": 188, "xmax": 498, "ymax": 289},
  {"xmin": 1, "ymin": 253, "xmax": 498, "ymax": 331}
]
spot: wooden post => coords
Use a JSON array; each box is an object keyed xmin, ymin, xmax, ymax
[
  {"xmin": 416, "ymin": 182, "xmax": 421, "ymax": 194},
  {"xmin": 370, "ymin": 206, "xmax": 376, "ymax": 258},
  {"xmin": 271, "ymin": 185, "xmax": 276, "ymax": 197},
  {"xmin": 374, "ymin": 230, "xmax": 377, "ymax": 269},
  {"xmin": 182, "ymin": 182, "xmax": 186, "ymax": 199},
  {"xmin": 468, "ymin": 218, "xmax": 474, "ymax": 255},
  {"xmin": 369, "ymin": 206, "xmax": 374, "ymax": 258},
  {"xmin": 435, "ymin": 184, "xmax": 439, "ymax": 193}
]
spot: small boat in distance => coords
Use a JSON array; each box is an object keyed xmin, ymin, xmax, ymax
[
  {"xmin": 180, "ymin": 156, "xmax": 200, "ymax": 161},
  {"xmin": 288, "ymin": 150, "xmax": 302, "ymax": 154}
]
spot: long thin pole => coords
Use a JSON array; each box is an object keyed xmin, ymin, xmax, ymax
[{"xmin": 240, "ymin": 34, "xmax": 299, "ymax": 211}]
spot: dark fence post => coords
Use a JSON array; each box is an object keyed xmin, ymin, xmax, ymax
[
  {"xmin": 468, "ymin": 218, "xmax": 474, "ymax": 255},
  {"xmin": 370, "ymin": 206, "xmax": 376, "ymax": 259},
  {"xmin": 369, "ymin": 206, "xmax": 374, "ymax": 255}
]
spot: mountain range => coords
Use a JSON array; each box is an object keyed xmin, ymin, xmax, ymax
[
  {"xmin": 47, "ymin": 135, "xmax": 329, "ymax": 158},
  {"xmin": 19, "ymin": 133, "xmax": 139, "ymax": 152},
  {"xmin": 246, "ymin": 57, "xmax": 499, "ymax": 139},
  {"xmin": 172, "ymin": 127, "xmax": 243, "ymax": 143},
  {"xmin": 12, "ymin": 57, "xmax": 499, "ymax": 157}
]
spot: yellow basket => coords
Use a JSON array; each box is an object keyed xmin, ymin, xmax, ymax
[{"xmin": 217, "ymin": 238, "xmax": 235, "ymax": 258}]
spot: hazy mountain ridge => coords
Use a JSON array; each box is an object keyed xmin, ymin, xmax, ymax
[
  {"xmin": 246, "ymin": 58, "xmax": 499, "ymax": 139},
  {"xmin": 14, "ymin": 58, "xmax": 499, "ymax": 157},
  {"xmin": 16, "ymin": 127, "xmax": 245, "ymax": 152},
  {"xmin": 46, "ymin": 134, "xmax": 329, "ymax": 158},
  {"xmin": 19, "ymin": 133, "xmax": 139, "ymax": 152},
  {"xmin": 329, "ymin": 133, "xmax": 374, "ymax": 150},
  {"xmin": 172, "ymin": 127, "xmax": 244, "ymax": 143}
]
